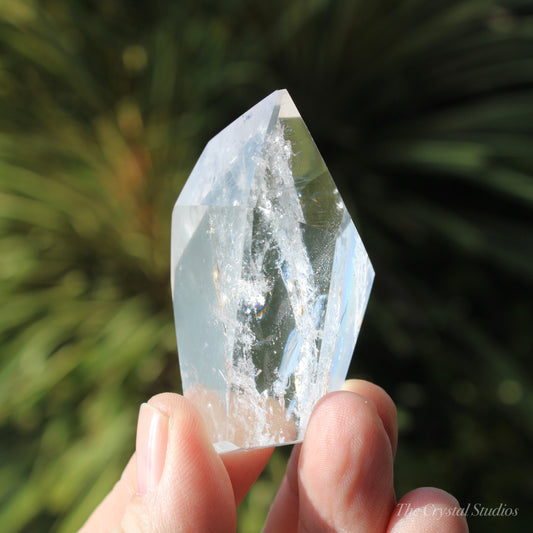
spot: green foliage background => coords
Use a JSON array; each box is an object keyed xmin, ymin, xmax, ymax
[{"xmin": 0, "ymin": 0, "xmax": 532, "ymax": 531}]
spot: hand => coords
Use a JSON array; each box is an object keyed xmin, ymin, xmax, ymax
[{"xmin": 80, "ymin": 380, "xmax": 468, "ymax": 532}]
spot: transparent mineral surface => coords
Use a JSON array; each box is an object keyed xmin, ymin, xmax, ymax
[{"xmin": 171, "ymin": 89, "xmax": 374, "ymax": 452}]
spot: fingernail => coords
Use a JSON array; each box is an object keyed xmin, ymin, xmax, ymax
[{"xmin": 136, "ymin": 403, "xmax": 169, "ymax": 495}]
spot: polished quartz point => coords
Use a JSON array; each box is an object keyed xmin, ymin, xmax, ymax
[{"xmin": 171, "ymin": 89, "xmax": 374, "ymax": 452}]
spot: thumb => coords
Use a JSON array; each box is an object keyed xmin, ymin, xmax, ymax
[
  {"xmin": 122, "ymin": 394, "xmax": 237, "ymax": 532},
  {"xmin": 80, "ymin": 393, "xmax": 236, "ymax": 533}
]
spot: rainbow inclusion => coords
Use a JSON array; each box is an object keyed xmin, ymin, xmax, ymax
[{"xmin": 171, "ymin": 90, "xmax": 374, "ymax": 452}]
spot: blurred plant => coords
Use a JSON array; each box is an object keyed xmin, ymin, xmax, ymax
[{"xmin": 0, "ymin": 1, "xmax": 532, "ymax": 532}]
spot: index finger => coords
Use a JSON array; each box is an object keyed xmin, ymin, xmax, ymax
[
  {"xmin": 343, "ymin": 379, "xmax": 398, "ymax": 456},
  {"xmin": 264, "ymin": 379, "xmax": 398, "ymax": 533}
]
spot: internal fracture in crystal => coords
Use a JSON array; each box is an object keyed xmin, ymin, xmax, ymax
[{"xmin": 171, "ymin": 89, "xmax": 374, "ymax": 452}]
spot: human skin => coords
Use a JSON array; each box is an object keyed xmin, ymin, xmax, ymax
[{"xmin": 80, "ymin": 380, "xmax": 469, "ymax": 532}]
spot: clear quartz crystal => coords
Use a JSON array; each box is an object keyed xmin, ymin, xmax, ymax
[{"xmin": 171, "ymin": 89, "xmax": 374, "ymax": 452}]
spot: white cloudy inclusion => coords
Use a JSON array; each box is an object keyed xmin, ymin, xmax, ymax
[{"xmin": 171, "ymin": 90, "xmax": 374, "ymax": 452}]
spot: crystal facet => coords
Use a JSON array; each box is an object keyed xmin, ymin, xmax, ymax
[{"xmin": 171, "ymin": 90, "xmax": 374, "ymax": 452}]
